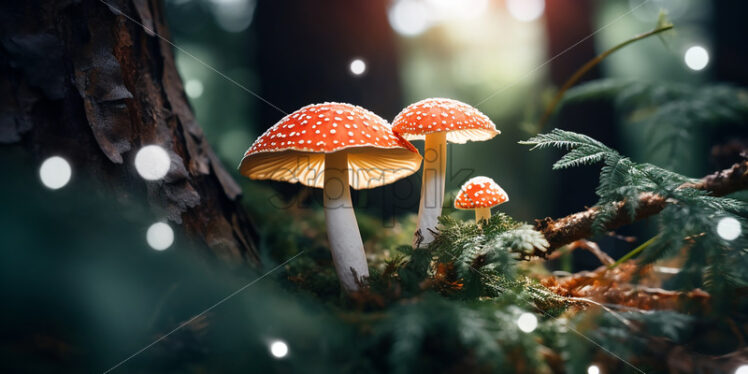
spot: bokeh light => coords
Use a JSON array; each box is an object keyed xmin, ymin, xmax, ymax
[
  {"xmin": 516, "ymin": 312, "xmax": 538, "ymax": 333},
  {"xmin": 207, "ymin": 0, "xmax": 256, "ymax": 33},
  {"xmin": 736, "ymin": 364, "xmax": 748, "ymax": 374},
  {"xmin": 39, "ymin": 156, "xmax": 72, "ymax": 190},
  {"xmin": 185, "ymin": 79, "xmax": 204, "ymax": 98},
  {"xmin": 350, "ymin": 58, "xmax": 366, "ymax": 76},
  {"xmin": 587, "ymin": 364, "xmax": 601, "ymax": 374},
  {"xmin": 134, "ymin": 145, "xmax": 171, "ymax": 181},
  {"xmin": 269, "ymin": 340, "xmax": 288, "ymax": 358},
  {"xmin": 146, "ymin": 222, "xmax": 174, "ymax": 251},
  {"xmin": 717, "ymin": 217, "xmax": 741, "ymax": 241},
  {"xmin": 388, "ymin": 0, "xmax": 431, "ymax": 37},
  {"xmin": 684, "ymin": 45, "xmax": 709, "ymax": 71},
  {"xmin": 506, "ymin": 0, "xmax": 545, "ymax": 22},
  {"xmin": 426, "ymin": 0, "xmax": 489, "ymax": 21}
]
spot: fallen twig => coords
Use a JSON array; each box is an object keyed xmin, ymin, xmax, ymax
[{"xmin": 534, "ymin": 160, "xmax": 748, "ymax": 256}]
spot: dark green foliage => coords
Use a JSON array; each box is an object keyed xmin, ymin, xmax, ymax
[
  {"xmin": 573, "ymin": 310, "xmax": 695, "ymax": 373},
  {"xmin": 370, "ymin": 296, "xmax": 547, "ymax": 374},
  {"xmin": 522, "ymin": 129, "xmax": 676, "ymax": 232},
  {"xmin": 251, "ymin": 193, "xmax": 579, "ymax": 371},
  {"xmin": 426, "ymin": 214, "xmax": 549, "ymax": 298},
  {"xmin": 232, "ymin": 124, "xmax": 748, "ymax": 372},
  {"xmin": 431, "ymin": 214, "xmax": 549, "ymax": 268},
  {"xmin": 230, "ymin": 102, "xmax": 748, "ymax": 371},
  {"xmin": 522, "ymin": 129, "xmax": 748, "ymax": 302},
  {"xmin": 558, "ymin": 79, "xmax": 748, "ymax": 167}
]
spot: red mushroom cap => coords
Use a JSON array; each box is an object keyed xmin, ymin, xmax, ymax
[
  {"xmin": 239, "ymin": 102, "xmax": 422, "ymax": 189},
  {"xmin": 391, "ymin": 98, "xmax": 500, "ymax": 144},
  {"xmin": 454, "ymin": 176, "xmax": 508, "ymax": 209}
]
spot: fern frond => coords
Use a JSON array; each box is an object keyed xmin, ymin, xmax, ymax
[
  {"xmin": 553, "ymin": 146, "xmax": 608, "ymax": 169},
  {"xmin": 520, "ymin": 129, "xmax": 613, "ymax": 153},
  {"xmin": 558, "ymin": 79, "xmax": 748, "ymax": 169},
  {"xmin": 523, "ymin": 129, "xmax": 748, "ymax": 300}
]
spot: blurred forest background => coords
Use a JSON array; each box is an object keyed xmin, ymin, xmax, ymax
[
  {"xmin": 166, "ymin": 0, "xmax": 745, "ymax": 262},
  {"xmin": 1, "ymin": 0, "xmax": 747, "ymax": 372}
]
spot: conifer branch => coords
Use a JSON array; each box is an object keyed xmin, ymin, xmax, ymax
[{"xmin": 534, "ymin": 160, "xmax": 748, "ymax": 256}]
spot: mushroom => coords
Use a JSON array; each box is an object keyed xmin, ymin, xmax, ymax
[
  {"xmin": 239, "ymin": 102, "xmax": 422, "ymax": 292},
  {"xmin": 454, "ymin": 176, "xmax": 508, "ymax": 224},
  {"xmin": 391, "ymin": 98, "xmax": 500, "ymax": 247}
]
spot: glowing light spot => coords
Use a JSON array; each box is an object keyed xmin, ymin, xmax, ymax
[
  {"xmin": 185, "ymin": 79, "xmax": 204, "ymax": 98},
  {"xmin": 388, "ymin": 0, "xmax": 430, "ymax": 37},
  {"xmin": 269, "ymin": 340, "xmax": 288, "ymax": 358},
  {"xmin": 39, "ymin": 156, "xmax": 72, "ymax": 190},
  {"xmin": 736, "ymin": 365, "xmax": 748, "ymax": 374},
  {"xmin": 516, "ymin": 312, "xmax": 538, "ymax": 333},
  {"xmin": 506, "ymin": 0, "xmax": 545, "ymax": 22},
  {"xmin": 146, "ymin": 222, "xmax": 174, "ymax": 251},
  {"xmin": 587, "ymin": 364, "xmax": 601, "ymax": 374},
  {"xmin": 717, "ymin": 217, "xmax": 741, "ymax": 241},
  {"xmin": 135, "ymin": 145, "xmax": 171, "ymax": 181},
  {"xmin": 426, "ymin": 0, "xmax": 489, "ymax": 20},
  {"xmin": 684, "ymin": 46, "xmax": 709, "ymax": 71},
  {"xmin": 208, "ymin": 0, "xmax": 256, "ymax": 32},
  {"xmin": 350, "ymin": 58, "xmax": 366, "ymax": 75}
]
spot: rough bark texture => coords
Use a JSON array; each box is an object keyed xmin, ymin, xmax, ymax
[
  {"xmin": 0, "ymin": 0, "xmax": 259, "ymax": 265},
  {"xmin": 535, "ymin": 160, "xmax": 748, "ymax": 256}
]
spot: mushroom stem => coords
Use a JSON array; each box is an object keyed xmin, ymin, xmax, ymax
[
  {"xmin": 323, "ymin": 151, "xmax": 369, "ymax": 292},
  {"xmin": 413, "ymin": 131, "xmax": 447, "ymax": 247},
  {"xmin": 475, "ymin": 207, "xmax": 491, "ymax": 224}
]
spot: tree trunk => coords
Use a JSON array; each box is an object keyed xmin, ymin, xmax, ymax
[{"xmin": 0, "ymin": 0, "xmax": 260, "ymax": 265}]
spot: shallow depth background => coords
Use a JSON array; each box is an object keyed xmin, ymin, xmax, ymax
[
  {"xmin": 1, "ymin": 0, "xmax": 747, "ymax": 372},
  {"xmin": 166, "ymin": 0, "xmax": 746, "ymax": 262}
]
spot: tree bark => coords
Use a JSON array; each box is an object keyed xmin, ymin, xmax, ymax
[
  {"xmin": 534, "ymin": 160, "xmax": 748, "ymax": 256},
  {"xmin": 0, "ymin": 0, "xmax": 260, "ymax": 265}
]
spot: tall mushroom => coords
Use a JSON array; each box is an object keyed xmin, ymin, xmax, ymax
[
  {"xmin": 392, "ymin": 98, "xmax": 500, "ymax": 247},
  {"xmin": 239, "ymin": 103, "xmax": 422, "ymax": 292},
  {"xmin": 454, "ymin": 176, "xmax": 509, "ymax": 224}
]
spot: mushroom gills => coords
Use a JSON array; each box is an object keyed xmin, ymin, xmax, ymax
[
  {"xmin": 323, "ymin": 151, "xmax": 369, "ymax": 291},
  {"xmin": 413, "ymin": 131, "xmax": 447, "ymax": 247}
]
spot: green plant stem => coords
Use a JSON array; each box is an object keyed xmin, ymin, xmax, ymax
[
  {"xmin": 538, "ymin": 24, "xmax": 674, "ymax": 130},
  {"xmin": 609, "ymin": 235, "xmax": 659, "ymax": 269}
]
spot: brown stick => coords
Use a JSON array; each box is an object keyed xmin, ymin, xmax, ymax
[{"xmin": 534, "ymin": 160, "xmax": 748, "ymax": 256}]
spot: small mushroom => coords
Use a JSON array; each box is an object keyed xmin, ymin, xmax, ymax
[
  {"xmin": 454, "ymin": 176, "xmax": 508, "ymax": 224},
  {"xmin": 239, "ymin": 103, "xmax": 422, "ymax": 292},
  {"xmin": 392, "ymin": 98, "xmax": 500, "ymax": 247}
]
